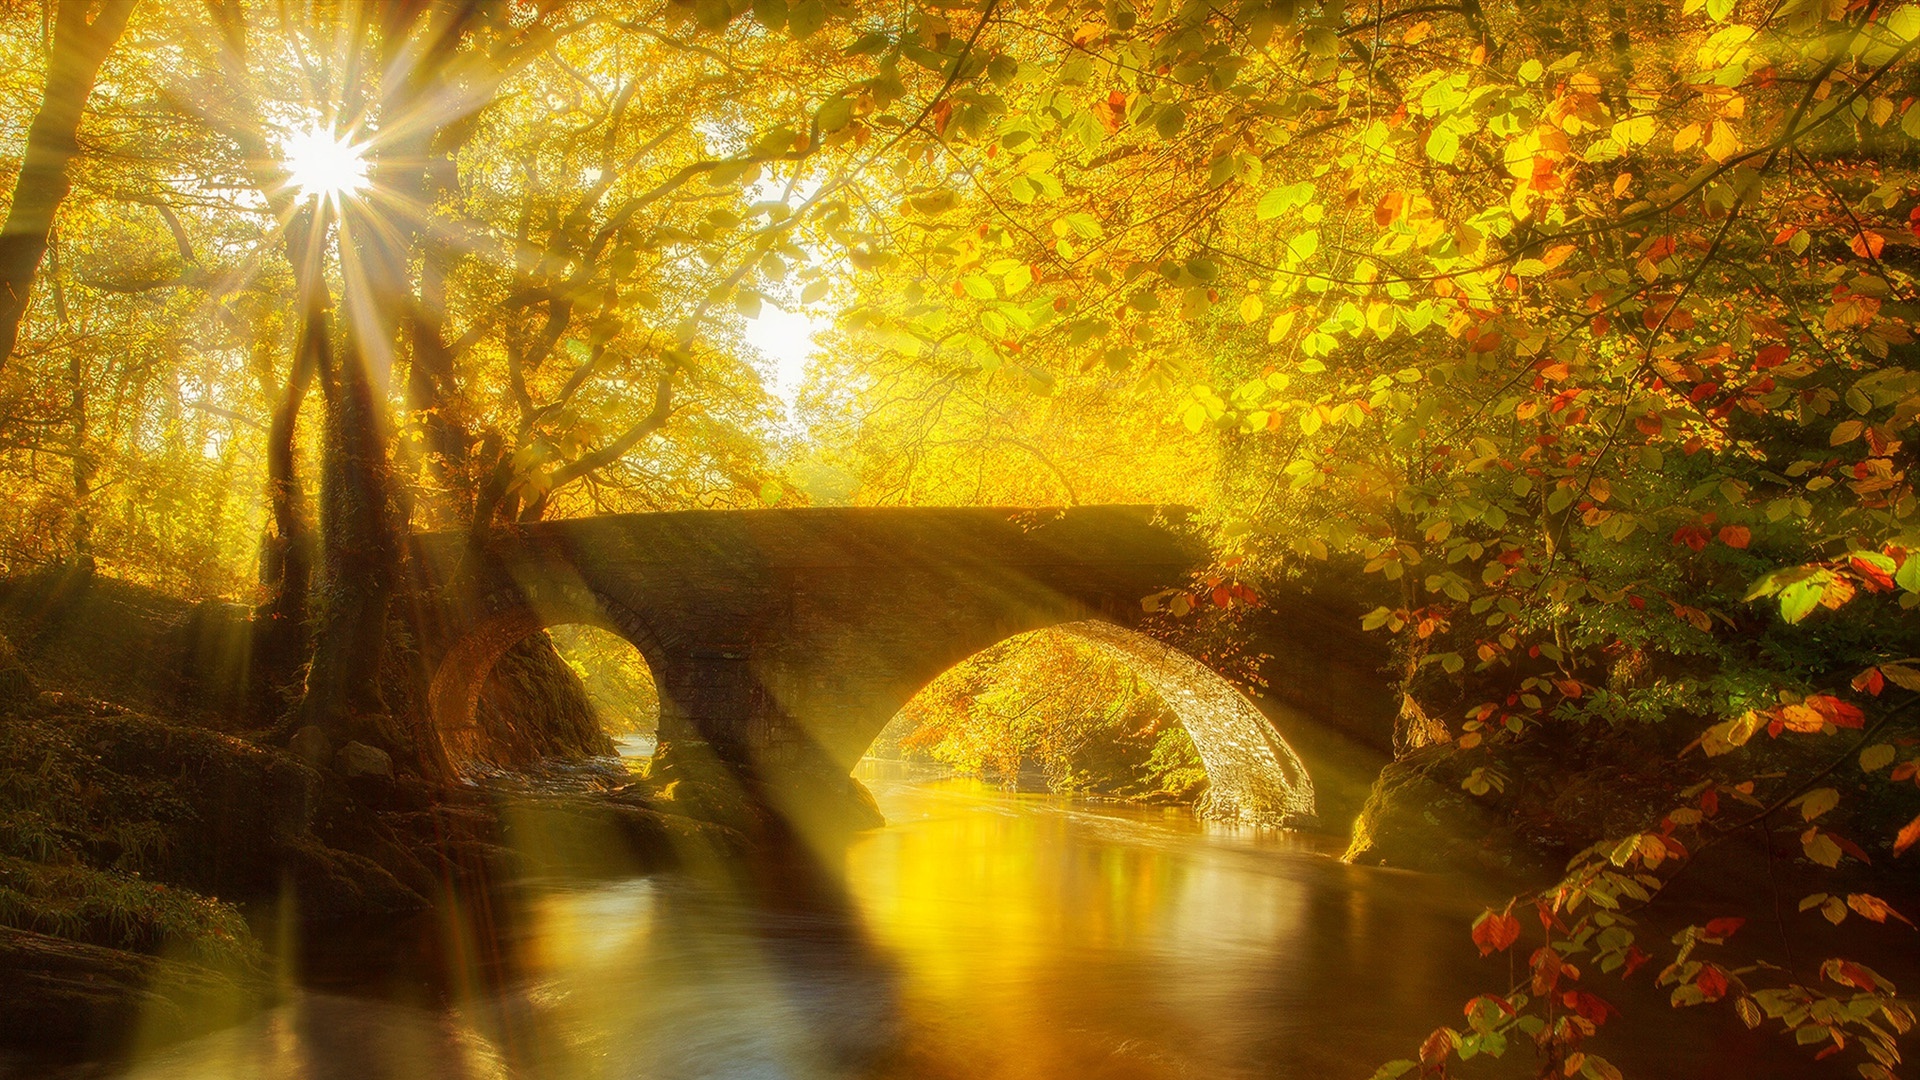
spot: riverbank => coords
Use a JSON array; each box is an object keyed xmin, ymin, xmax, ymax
[{"xmin": 0, "ymin": 572, "xmax": 766, "ymax": 1069}]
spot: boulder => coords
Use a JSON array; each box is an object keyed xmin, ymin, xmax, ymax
[
  {"xmin": 338, "ymin": 740, "xmax": 393, "ymax": 778},
  {"xmin": 289, "ymin": 724, "xmax": 332, "ymax": 768}
]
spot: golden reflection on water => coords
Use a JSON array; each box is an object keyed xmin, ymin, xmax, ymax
[{"xmin": 110, "ymin": 768, "xmax": 1500, "ymax": 1080}]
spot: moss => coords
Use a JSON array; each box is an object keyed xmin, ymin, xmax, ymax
[{"xmin": 0, "ymin": 857, "xmax": 258, "ymax": 971}]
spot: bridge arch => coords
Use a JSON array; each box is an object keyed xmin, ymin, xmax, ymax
[
  {"xmin": 858, "ymin": 619, "xmax": 1314, "ymax": 826},
  {"xmin": 427, "ymin": 583, "xmax": 674, "ymax": 770}
]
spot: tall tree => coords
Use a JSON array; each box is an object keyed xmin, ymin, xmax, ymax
[{"xmin": 0, "ymin": 0, "xmax": 136, "ymax": 373}]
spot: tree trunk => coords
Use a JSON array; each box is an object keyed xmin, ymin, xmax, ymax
[
  {"xmin": 292, "ymin": 2, "xmax": 479, "ymax": 777},
  {"xmin": 257, "ymin": 255, "xmax": 320, "ymax": 629},
  {"xmin": 298, "ymin": 319, "xmax": 403, "ymax": 751},
  {"xmin": 0, "ymin": 1, "xmax": 135, "ymax": 374}
]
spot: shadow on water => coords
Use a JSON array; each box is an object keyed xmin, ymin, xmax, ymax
[{"xmin": 27, "ymin": 761, "xmax": 1858, "ymax": 1080}]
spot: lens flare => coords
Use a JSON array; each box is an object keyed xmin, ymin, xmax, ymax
[{"xmin": 282, "ymin": 126, "xmax": 370, "ymax": 201}]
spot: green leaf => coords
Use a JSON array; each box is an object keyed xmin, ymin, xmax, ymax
[
  {"xmin": 1861, "ymin": 743, "xmax": 1896, "ymax": 772},
  {"xmin": 787, "ymin": 0, "xmax": 826, "ymax": 38},
  {"xmin": 817, "ymin": 95, "xmax": 854, "ymax": 133},
  {"xmin": 752, "ymin": 0, "xmax": 788, "ymax": 29},
  {"xmin": 1155, "ymin": 104, "xmax": 1186, "ymax": 139},
  {"xmin": 1779, "ymin": 574, "xmax": 1827, "ymax": 624},
  {"xmin": 1425, "ymin": 125, "xmax": 1461, "ymax": 164},
  {"xmin": 1903, "ymin": 103, "xmax": 1920, "ymax": 140},
  {"xmin": 1897, "ymin": 554, "xmax": 1920, "ymax": 593}
]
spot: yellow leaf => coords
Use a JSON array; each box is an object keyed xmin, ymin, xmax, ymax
[
  {"xmin": 1802, "ymin": 828, "xmax": 1843, "ymax": 868},
  {"xmin": 1881, "ymin": 662, "xmax": 1920, "ymax": 691},
  {"xmin": 1239, "ymin": 294, "xmax": 1264, "ymax": 323},
  {"xmin": 1268, "ymin": 310, "xmax": 1295, "ymax": 343},
  {"xmin": 1797, "ymin": 787, "xmax": 1840, "ymax": 821},
  {"xmin": 1703, "ymin": 121, "xmax": 1741, "ymax": 162},
  {"xmin": 1778, "ymin": 703, "xmax": 1825, "ymax": 732},
  {"xmin": 1861, "ymin": 743, "xmax": 1896, "ymax": 772},
  {"xmin": 1672, "ymin": 122, "xmax": 1703, "ymax": 153}
]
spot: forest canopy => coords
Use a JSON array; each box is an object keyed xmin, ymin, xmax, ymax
[{"xmin": 4, "ymin": 0, "xmax": 1920, "ymax": 1076}]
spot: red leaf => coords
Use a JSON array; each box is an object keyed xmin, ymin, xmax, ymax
[
  {"xmin": 1719, "ymin": 525, "xmax": 1751, "ymax": 549},
  {"xmin": 1754, "ymin": 344, "xmax": 1789, "ymax": 369},
  {"xmin": 1833, "ymin": 961, "xmax": 1886, "ymax": 992},
  {"xmin": 1620, "ymin": 945, "xmax": 1652, "ymax": 978},
  {"xmin": 1807, "ymin": 695, "xmax": 1865, "ymax": 729},
  {"xmin": 1852, "ymin": 555, "xmax": 1896, "ymax": 591},
  {"xmin": 1535, "ymin": 899, "xmax": 1564, "ymax": 933},
  {"xmin": 1696, "ymin": 965, "xmax": 1729, "ymax": 1001},
  {"xmin": 1833, "ymin": 832, "xmax": 1874, "ymax": 866},
  {"xmin": 1473, "ymin": 909, "xmax": 1521, "ymax": 956},
  {"xmin": 1671, "ymin": 525, "xmax": 1710, "ymax": 552},
  {"xmin": 1531, "ymin": 945, "xmax": 1572, "ymax": 995},
  {"xmin": 1704, "ymin": 916, "xmax": 1745, "ymax": 940},
  {"xmin": 1562, "ymin": 990, "xmax": 1616, "ymax": 1024}
]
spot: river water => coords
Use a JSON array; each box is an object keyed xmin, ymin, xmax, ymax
[{"xmin": 87, "ymin": 758, "xmax": 1788, "ymax": 1080}]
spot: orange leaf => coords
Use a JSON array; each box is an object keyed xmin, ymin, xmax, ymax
[
  {"xmin": 1850, "ymin": 230, "xmax": 1886, "ymax": 259},
  {"xmin": 1897, "ymin": 813, "xmax": 1920, "ymax": 857},
  {"xmin": 1851, "ymin": 667, "xmax": 1886, "ymax": 697},
  {"xmin": 1719, "ymin": 525, "xmax": 1750, "ymax": 549},
  {"xmin": 1846, "ymin": 893, "xmax": 1912, "ymax": 925}
]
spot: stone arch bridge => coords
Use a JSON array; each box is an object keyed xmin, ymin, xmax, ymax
[{"xmin": 412, "ymin": 506, "xmax": 1394, "ymax": 829}]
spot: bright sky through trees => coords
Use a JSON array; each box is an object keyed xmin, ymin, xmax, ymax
[
  {"xmin": 744, "ymin": 301, "xmax": 826, "ymax": 412},
  {"xmin": 280, "ymin": 126, "xmax": 371, "ymax": 202}
]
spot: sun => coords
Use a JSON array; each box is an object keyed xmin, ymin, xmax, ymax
[{"xmin": 282, "ymin": 126, "xmax": 371, "ymax": 201}]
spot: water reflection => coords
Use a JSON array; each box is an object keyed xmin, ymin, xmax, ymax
[{"xmin": 103, "ymin": 759, "xmax": 1516, "ymax": 1080}]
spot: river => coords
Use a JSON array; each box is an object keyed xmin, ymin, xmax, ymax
[{"xmin": 77, "ymin": 757, "xmax": 1793, "ymax": 1080}]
